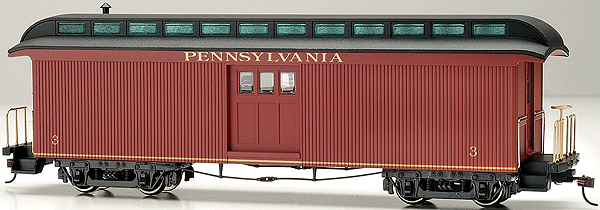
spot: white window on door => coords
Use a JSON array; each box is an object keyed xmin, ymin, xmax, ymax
[
  {"xmin": 260, "ymin": 72, "xmax": 275, "ymax": 94},
  {"xmin": 239, "ymin": 72, "xmax": 254, "ymax": 94},
  {"xmin": 280, "ymin": 72, "xmax": 295, "ymax": 94}
]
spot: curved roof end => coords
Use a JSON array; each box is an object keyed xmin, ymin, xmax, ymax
[{"xmin": 550, "ymin": 49, "xmax": 569, "ymax": 57}]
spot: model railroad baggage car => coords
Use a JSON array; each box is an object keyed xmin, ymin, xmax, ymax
[{"xmin": 3, "ymin": 4, "xmax": 596, "ymax": 207}]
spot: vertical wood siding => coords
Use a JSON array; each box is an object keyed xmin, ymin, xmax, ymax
[
  {"xmin": 33, "ymin": 61, "xmax": 227, "ymax": 163},
  {"xmin": 32, "ymin": 59, "xmax": 521, "ymax": 172},
  {"xmin": 301, "ymin": 64, "xmax": 518, "ymax": 171}
]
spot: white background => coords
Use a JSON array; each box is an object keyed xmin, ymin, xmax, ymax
[{"xmin": 2, "ymin": 1, "xmax": 600, "ymax": 210}]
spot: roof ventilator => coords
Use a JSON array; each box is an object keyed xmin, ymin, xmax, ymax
[{"xmin": 101, "ymin": 2, "xmax": 111, "ymax": 15}]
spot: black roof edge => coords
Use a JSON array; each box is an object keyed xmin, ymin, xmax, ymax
[
  {"xmin": 13, "ymin": 14, "xmax": 568, "ymax": 59},
  {"xmin": 7, "ymin": 44, "xmax": 549, "ymax": 60}
]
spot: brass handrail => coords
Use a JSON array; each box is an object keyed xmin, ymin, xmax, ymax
[
  {"xmin": 534, "ymin": 110, "xmax": 546, "ymax": 153},
  {"xmin": 5, "ymin": 106, "xmax": 27, "ymax": 147},
  {"xmin": 567, "ymin": 114, "xmax": 576, "ymax": 155},
  {"xmin": 517, "ymin": 116, "xmax": 528, "ymax": 164},
  {"xmin": 553, "ymin": 118, "xmax": 564, "ymax": 162}
]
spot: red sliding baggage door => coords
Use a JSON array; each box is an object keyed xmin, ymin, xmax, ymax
[{"xmin": 228, "ymin": 65, "xmax": 301, "ymax": 159}]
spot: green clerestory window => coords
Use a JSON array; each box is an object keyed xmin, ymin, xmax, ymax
[
  {"xmin": 165, "ymin": 23, "xmax": 194, "ymax": 36},
  {"xmin": 353, "ymin": 24, "xmax": 385, "ymax": 36},
  {"xmin": 393, "ymin": 24, "xmax": 425, "ymax": 36},
  {"xmin": 277, "ymin": 23, "xmax": 307, "ymax": 36},
  {"xmin": 433, "ymin": 23, "xmax": 465, "ymax": 37},
  {"xmin": 314, "ymin": 23, "xmax": 346, "ymax": 36},
  {"xmin": 93, "ymin": 23, "xmax": 121, "ymax": 35},
  {"xmin": 238, "ymin": 23, "xmax": 269, "ymax": 36},
  {"xmin": 58, "ymin": 23, "xmax": 86, "ymax": 34},
  {"xmin": 473, "ymin": 24, "xmax": 506, "ymax": 36},
  {"xmin": 129, "ymin": 23, "xmax": 157, "ymax": 35},
  {"xmin": 202, "ymin": 23, "xmax": 231, "ymax": 35}
]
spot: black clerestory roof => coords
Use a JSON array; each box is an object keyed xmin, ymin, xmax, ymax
[{"xmin": 8, "ymin": 14, "xmax": 568, "ymax": 59}]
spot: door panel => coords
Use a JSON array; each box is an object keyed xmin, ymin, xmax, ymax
[
  {"xmin": 279, "ymin": 103, "xmax": 300, "ymax": 146},
  {"xmin": 259, "ymin": 103, "xmax": 279, "ymax": 145},
  {"xmin": 229, "ymin": 65, "xmax": 300, "ymax": 154},
  {"xmin": 237, "ymin": 102, "xmax": 257, "ymax": 144},
  {"xmin": 518, "ymin": 62, "xmax": 537, "ymax": 158}
]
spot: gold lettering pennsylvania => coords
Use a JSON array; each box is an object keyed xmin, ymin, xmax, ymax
[{"xmin": 184, "ymin": 52, "xmax": 343, "ymax": 63}]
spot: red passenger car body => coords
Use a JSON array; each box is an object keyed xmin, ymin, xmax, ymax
[
  {"xmin": 4, "ymin": 11, "xmax": 591, "ymax": 207},
  {"xmin": 13, "ymin": 49, "xmax": 541, "ymax": 173}
]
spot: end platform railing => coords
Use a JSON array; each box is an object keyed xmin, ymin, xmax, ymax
[
  {"xmin": 5, "ymin": 106, "xmax": 27, "ymax": 148},
  {"xmin": 551, "ymin": 104, "xmax": 576, "ymax": 163}
]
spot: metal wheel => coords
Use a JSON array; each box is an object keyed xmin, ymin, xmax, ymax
[
  {"xmin": 73, "ymin": 185, "xmax": 99, "ymax": 193},
  {"xmin": 138, "ymin": 175, "xmax": 166, "ymax": 196},
  {"xmin": 394, "ymin": 179, "xmax": 428, "ymax": 205},
  {"xmin": 65, "ymin": 167, "xmax": 98, "ymax": 193},
  {"xmin": 398, "ymin": 195, "xmax": 427, "ymax": 205},
  {"xmin": 164, "ymin": 170, "xmax": 183, "ymax": 192},
  {"xmin": 473, "ymin": 182, "xmax": 507, "ymax": 207}
]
